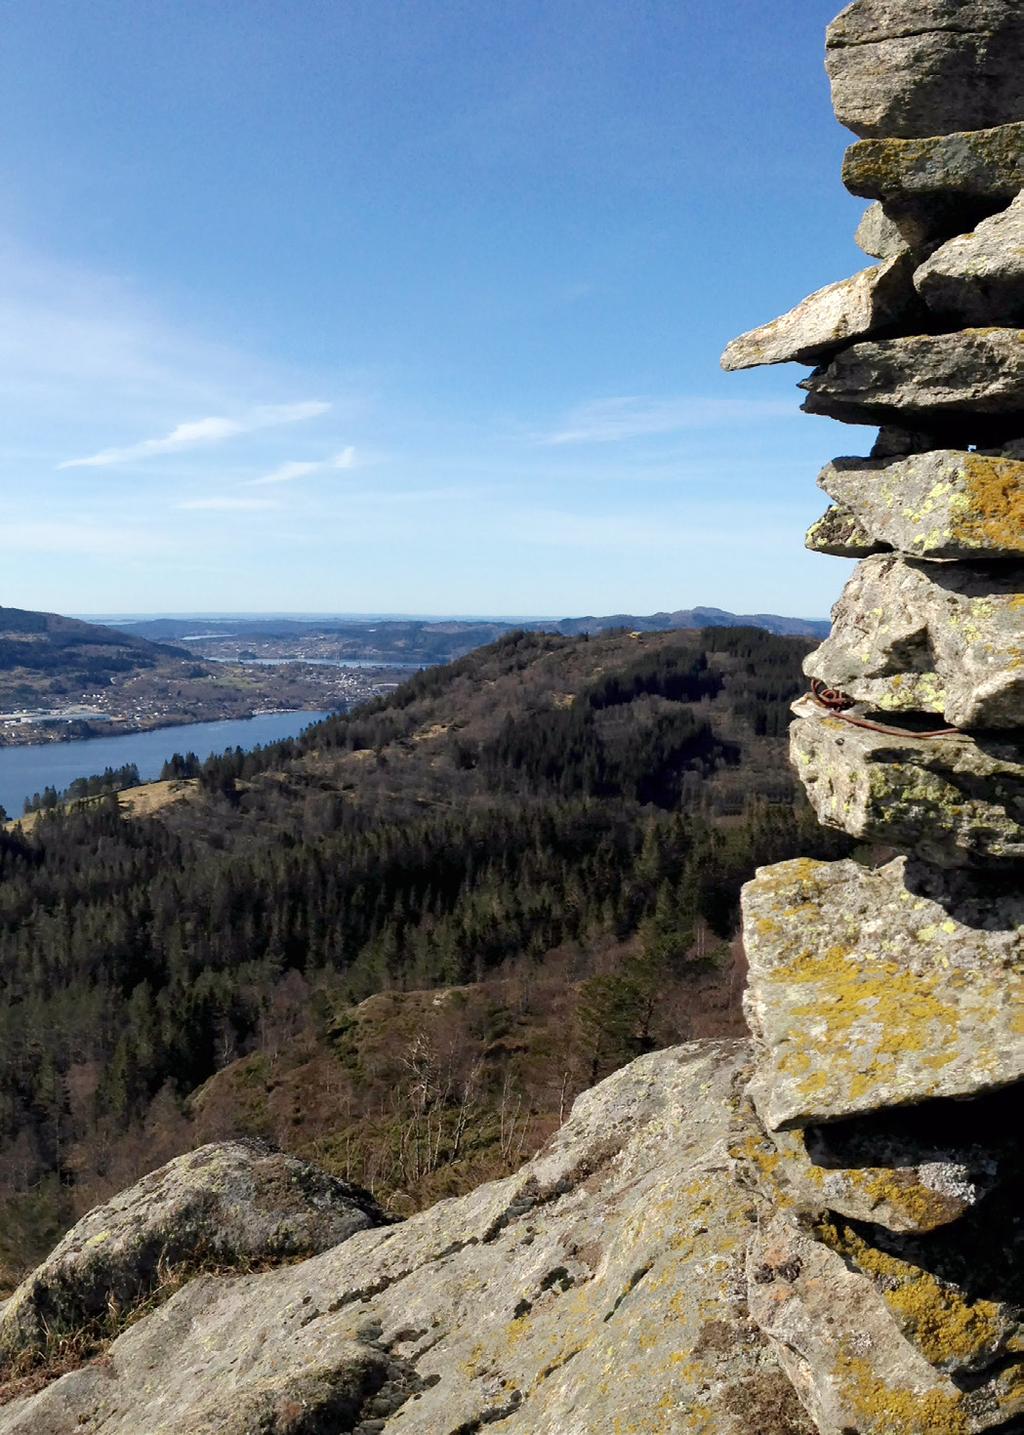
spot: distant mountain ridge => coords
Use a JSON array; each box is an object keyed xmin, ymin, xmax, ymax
[
  {"xmin": 112, "ymin": 606, "xmax": 831, "ymax": 665},
  {"xmin": 553, "ymin": 606, "xmax": 830, "ymax": 639}
]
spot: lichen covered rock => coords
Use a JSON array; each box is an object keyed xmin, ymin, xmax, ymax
[
  {"xmin": 800, "ymin": 329, "xmax": 1024, "ymax": 428},
  {"xmin": 805, "ymin": 503, "xmax": 886, "ymax": 557},
  {"xmin": 915, "ymin": 188, "xmax": 1024, "ymax": 324},
  {"xmin": 804, "ymin": 552, "xmax": 1024, "ymax": 729},
  {"xmin": 0, "ymin": 1140, "xmax": 388, "ymax": 1369},
  {"xmin": 813, "ymin": 449, "xmax": 1024, "ymax": 559},
  {"xmin": 749, "ymin": 1213, "xmax": 1024, "ymax": 1435},
  {"xmin": 826, "ymin": 0, "xmax": 1024, "ymax": 141},
  {"xmin": 843, "ymin": 122, "xmax": 1024, "ymax": 207},
  {"xmin": 720, "ymin": 257, "xmax": 915, "ymax": 371},
  {"xmin": 790, "ymin": 700, "xmax": 1024, "ymax": 867},
  {"xmin": 742, "ymin": 855, "xmax": 1024, "ymax": 1129}
]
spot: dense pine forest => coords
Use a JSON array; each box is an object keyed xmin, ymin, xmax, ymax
[{"xmin": 0, "ymin": 627, "xmax": 849, "ymax": 1278}]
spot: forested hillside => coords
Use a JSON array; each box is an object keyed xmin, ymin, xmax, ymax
[{"xmin": 0, "ymin": 627, "xmax": 849, "ymax": 1279}]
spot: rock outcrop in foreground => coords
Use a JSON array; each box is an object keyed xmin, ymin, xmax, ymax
[
  {"xmin": 0, "ymin": 1044, "xmax": 818, "ymax": 1435},
  {"xmin": 2, "ymin": 4, "xmax": 1023, "ymax": 1433}
]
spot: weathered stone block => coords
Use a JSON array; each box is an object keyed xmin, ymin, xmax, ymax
[
  {"xmin": 0, "ymin": 1043, "xmax": 817, "ymax": 1435},
  {"xmin": 742, "ymin": 855, "xmax": 1024, "ymax": 1129},
  {"xmin": 915, "ymin": 189, "xmax": 1024, "ymax": 323},
  {"xmin": 855, "ymin": 201, "xmax": 908, "ymax": 259},
  {"xmin": 805, "ymin": 553, "xmax": 1024, "ymax": 729},
  {"xmin": 814, "ymin": 450, "xmax": 1024, "ymax": 560},
  {"xmin": 720, "ymin": 256, "xmax": 915, "ymax": 371},
  {"xmin": 827, "ymin": 0, "xmax": 1024, "ymax": 140},
  {"xmin": 801, "ymin": 329, "xmax": 1024, "ymax": 428},
  {"xmin": 790, "ymin": 702, "xmax": 1024, "ymax": 866}
]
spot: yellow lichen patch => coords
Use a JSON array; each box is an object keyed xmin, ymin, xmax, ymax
[
  {"xmin": 837, "ymin": 1351, "xmax": 968, "ymax": 1434},
  {"xmin": 776, "ymin": 946, "xmax": 958, "ymax": 1101},
  {"xmin": 824, "ymin": 1221, "xmax": 1006, "ymax": 1372}
]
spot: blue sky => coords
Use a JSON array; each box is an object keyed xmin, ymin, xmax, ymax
[{"xmin": 1, "ymin": 0, "xmax": 868, "ymax": 619}]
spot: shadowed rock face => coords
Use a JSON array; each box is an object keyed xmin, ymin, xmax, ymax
[
  {"xmin": 0, "ymin": 1043, "xmax": 818, "ymax": 1435},
  {"xmin": 0, "ymin": 1141, "xmax": 389, "ymax": 1369},
  {"xmin": 804, "ymin": 553, "xmax": 1024, "ymax": 729},
  {"xmin": 827, "ymin": 0, "xmax": 1024, "ymax": 140},
  {"xmin": 914, "ymin": 188, "xmax": 1024, "ymax": 324},
  {"xmin": 855, "ymin": 201, "xmax": 908, "ymax": 259}
]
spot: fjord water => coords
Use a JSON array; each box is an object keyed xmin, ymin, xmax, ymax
[{"xmin": 0, "ymin": 711, "xmax": 327, "ymax": 818}]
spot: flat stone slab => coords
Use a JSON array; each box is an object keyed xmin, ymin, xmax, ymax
[
  {"xmin": 843, "ymin": 122, "xmax": 1024, "ymax": 206},
  {"xmin": 801, "ymin": 329, "xmax": 1024, "ymax": 427},
  {"xmin": 749, "ymin": 1213, "xmax": 1024, "ymax": 1435},
  {"xmin": 826, "ymin": 1, "xmax": 1024, "ymax": 140},
  {"xmin": 790, "ymin": 701, "xmax": 1024, "ymax": 867},
  {"xmin": 916, "ymin": 189, "xmax": 1024, "ymax": 324},
  {"xmin": 812, "ymin": 450, "xmax": 1024, "ymax": 559},
  {"xmin": 804, "ymin": 552, "xmax": 1024, "ymax": 729},
  {"xmin": 742, "ymin": 855, "xmax": 1024, "ymax": 1130},
  {"xmin": 720, "ymin": 256, "xmax": 914, "ymax": 371}
]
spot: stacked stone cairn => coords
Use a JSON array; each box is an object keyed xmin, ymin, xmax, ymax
[{"xmin": 721, "ymin": 3, "xmax": 1024, "ymax": 1431}]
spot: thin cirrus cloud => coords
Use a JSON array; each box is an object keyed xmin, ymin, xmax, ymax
[
  {"xmin": 56, "ymin": 400, "xmax": 331, "ymax": 470},
  {"xmin": 541, "ymin": 394, "xmax": 795, "ymax": 445},
  {"xmin": 177, "ymin": 496, "xmax": 279, "ymax": 512},
  {"xmin": 246, "ymin": 445, "xmax": 358, "ymax": 487}
]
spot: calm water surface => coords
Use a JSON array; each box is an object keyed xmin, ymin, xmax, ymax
[{"xmin": 0, "ymin": 711, "xmax": 327, "ymax": 818}]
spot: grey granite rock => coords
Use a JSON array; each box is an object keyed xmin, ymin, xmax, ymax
[
  {"xmin": 0, "ymin": 1043, "xmax": 816, "ymax": 1435},
  {"xmin": 826, "ymin": 0, "xmax": 1024, "ymax": 140},
  {"xmin": 720, "ymin": 256, "xmax": 915, "ymax": 371},
  {"xmin": 800, "ymin": 329, "xmax": 1024, "ymax": 427},
  {"xmin": 742, "ymin": 855, "xmax": 1024, "ymax": 1129},
  {"xmin": 915, "ymin": 189, "xmax": 1024, "ymax": 323},
  {"xmin": 814, "ymin": 450, "xmax": 1024, "ymax": 559},
  {"xmin": 804, "ymin": 552, "xmax": 1024, "ymax": 729},
  {"xmin": 855, "ymin": 202, "xmax": 908, "ymax": 259},
  {"xmin": 0, "ymin": 1140, "xmax": 387, "ymax": 1368},
  {"xmin": 789, "ymin": 699, "xmax": 1024, "ymax": 866}
]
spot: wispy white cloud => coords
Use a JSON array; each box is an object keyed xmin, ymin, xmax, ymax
[
  {"xmin": 58, "ymin": 401, "xmax": 331, "ymax": 470},
  {"xmin": 177, "ymin": 496, "xmax": 279, "ymax": 512},
  {"xmin": 0, "ymin": 519, "xmax": 170, "ymax": 557},
  {"xmin": 542, "ymin": 394, "xmax": 794, "ymax": 445},
  {"xmin": 246, "ymin": 445, "xmax": 358, "ymax": 487}
]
